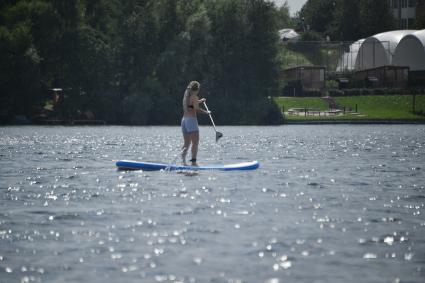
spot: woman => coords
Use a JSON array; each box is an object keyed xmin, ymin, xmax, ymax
[{"xmin": 181, "ymin": 81, "xmax": 210, "ymax": 166}]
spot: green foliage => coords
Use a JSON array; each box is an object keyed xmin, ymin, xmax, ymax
[
  {"xmin": 0, "ymin": 0, "xmax": 284, "ymax": 125},
  {"xmin": 286, "ymin": 31, "xmax": 323, "ymax": 67},
  {"xmin": 121, "ymin": 93, "xmax": 153, "ymax": 125},
  {"xmin": 212, "ymin": 96, "xmax": 284, "ymax": 125},
  {"xmin": 300, "ymin": 0, "xmax": 337, "ymax": 34},
  {"xmin": 300, "ymin": 0, "xmax": 396, "ymax": 41},
  {"xmin": 0, "ymin": 1, "xmax": 43, "ymax": 116},
  {"xmin": 275, "ymin": 2, "xmax": 293, "ymax": 29},
  {"xmin": 359, "ymin": 0, "xmax": 396, "ymax": 38},
  {"xmin": 276, "ymin": 47, "xmax": 312, "ymax": 70},
  {"xmin": 329, "ymin": 0, "xmax": 361, "ymax": 41},
  {"xmin": 414, "ymin": 2, "xmax": 425, "ymax": 29}
]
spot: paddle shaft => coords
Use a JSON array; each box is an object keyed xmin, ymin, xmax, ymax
[{"xmin": 203, "ymin": 102, "xmax": 218, "ymax": 132}]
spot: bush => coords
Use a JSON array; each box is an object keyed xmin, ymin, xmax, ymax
[
  {"xmin": 326, "ymin": 80, "xmax": 338, "ymax": 89},
  {"xmin": 286, "ymin": 31, "xmax": 323, "ymax": 64},
  {"xmin": 120, "ymin": 94, "xmax": 153, "ymax": 125},
  {"xmin": 373, "ymin": 88, "xmax": 386, "ymax": 95},
  {"xmin": 328, "ymin": 89, "xmax": 344, "ymax": 96},
  {"xmin": 212, "ymin": 97, "xmax": 283, "ymax": 125},
  {"xmin": 300, "ymin": 31, "xmax": 323, "ymax": 42},
  {"xmin": 302, "ymin": 88, "xmax": 322, "ymax": 97},
  {"xmin": 343, "ymin": 89, "xmax": 360, "ymax": 96},
  {"xmin": 260, "ymin": 98, "xmax": 285, "ymax": 125}
]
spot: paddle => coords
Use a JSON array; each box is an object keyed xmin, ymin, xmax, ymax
[{"xmin": 203, "ymin": 101, "xmax": 223, "ymax": 142}]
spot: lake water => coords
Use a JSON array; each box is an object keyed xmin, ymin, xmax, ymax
[{"xmin": 0, "ymin": 125, "xmax": 424, "ymax": 283}]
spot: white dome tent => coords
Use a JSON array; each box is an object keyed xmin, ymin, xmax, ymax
[
  {"xmin": 278, "ymin": 29, "xmax": 300, "ymax": 42},
  {"xmin": 336, "ymin": 39, "xmax": 365, "ymax": 72},
  {"xmin": 354, "ymin": 30, "xmax": 416, "ymax": 70},
  {"xmin": 393, "ymin": 29, "xmax": 425, "ymax": 71}
]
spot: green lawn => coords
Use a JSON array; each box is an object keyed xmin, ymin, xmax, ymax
[
  {"xmin": 275, "ymin": 95, "xmax": 425, "ymax": 121},
  {"xmin": 275, "ymin": 97, "xmax": 328, "ymax": 110}
]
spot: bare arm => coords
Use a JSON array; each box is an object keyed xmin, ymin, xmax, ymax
[{"xmin": 193, "ymin": 96, "xmax": 210, "ymax": 114}]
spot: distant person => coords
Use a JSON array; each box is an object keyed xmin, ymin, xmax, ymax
[{"xmin": 181, "ymin": 81, "xmax": 210, "ymax": 166}]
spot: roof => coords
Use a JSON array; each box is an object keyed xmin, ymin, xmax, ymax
[
  {"xmin": 336, "ymin": 39, "xmax": 365, "ymax": 71},
  {"xmin": 393, "ymin": 29, "xmax": 425, "ymax": 71},
  {"xmin": 355, "ymin": 30, "xmax": 417, "ymax": 70},
  {"xmin": 278, "ymin": 29, "xmax": 300, "ymax": 42}
]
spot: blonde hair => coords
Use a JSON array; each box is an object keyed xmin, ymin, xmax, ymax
[{"xmin": 183, "ymin": 81, "xmax": 200, "ymax": 112}]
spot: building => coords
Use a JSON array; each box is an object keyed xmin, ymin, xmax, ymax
[
  {"xmin": 334, "ymin": 28, "xmax": 425, "ymax": 88},
  {"xmin": 393, "ymin": 29, "xmax": 425, "ymax": 86},
  {"xmin": 336, "ymin": 39, "xmax": 365, "ymax": 72},
  {"xmin": 278, "ymin": 29, "xmax": 300, "ymax": 42},
  {"xmin": 393, "ymin": 29, "xmax": 425, "ymax": 71},
  {"xmin": 389, "ymin": 0, "xmax": 425, "ymax": 29},
  {"xmin": 355, "ymin": 30, "xmax": 416, "ymax": 70},
  {"xmin": 282, "ymin": 66, "xmax": 326, "ymax": 96},
  {"xmin": 352, "ymin": 65, "xmax": 409, "ymax": 88}
]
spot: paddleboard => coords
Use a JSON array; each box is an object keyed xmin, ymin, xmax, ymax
[{"xmin": 116, "ymin": 160, "xmax": 259, "ymax": 171}]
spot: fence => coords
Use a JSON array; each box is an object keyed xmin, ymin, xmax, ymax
[
  {"xmin": 279, "ymin": 40, "xmax": 418, "ymax": 91},
  {"xmin": 280, "ymin": 40, "xmax": 392, "ymax": 75}
]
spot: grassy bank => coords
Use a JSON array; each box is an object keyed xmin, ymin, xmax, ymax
[{"xmin": 275, "ymin": 95, "xmax": 425, "ymax": 121}]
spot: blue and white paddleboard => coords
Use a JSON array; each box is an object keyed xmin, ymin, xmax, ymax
[{"xmin": 116, "ymin": 160, "xmax": 259, "ymax": 171}]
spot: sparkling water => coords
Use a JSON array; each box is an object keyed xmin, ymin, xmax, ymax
[{"xmin": 1, "ymin": 125, "xmax": 424, "ymax": 283}]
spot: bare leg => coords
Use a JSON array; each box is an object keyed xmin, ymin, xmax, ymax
[
  {"xmin": 182, "ymin": 133, "xmax": 190, "ymax": 165},
  {"xmin": 190, "ymin": 131, "xmax": 199, "ymax": 165}
]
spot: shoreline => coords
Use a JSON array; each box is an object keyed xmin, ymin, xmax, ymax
[
  {"xmin": 283, "ymin": 119, "xmax": 425, "ymax": 125},
  {"xmin": 2, "ymin": 120, "xmax": 425, "ymax": 126}
]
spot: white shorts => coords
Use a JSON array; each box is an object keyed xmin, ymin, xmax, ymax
[{"xmin": 181, "ymin": 117, "xmax": 199, "ymax": 134}]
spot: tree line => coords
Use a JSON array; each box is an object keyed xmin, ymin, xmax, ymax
[
  {"xmin": 298, "ymin": 0, "xmax": 424, "ymax": 42},
  {"xmin": 2, "ymin": 0, "xmax": 420, "ymax": 125},
  {"xmin": 0, "ymin": 0, "xmax": 287, "ymax": 125}
]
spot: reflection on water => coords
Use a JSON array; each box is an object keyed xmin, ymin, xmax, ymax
[{"xmin": 0, "ymin": 125, "xmax": 424, "ymax": 283}]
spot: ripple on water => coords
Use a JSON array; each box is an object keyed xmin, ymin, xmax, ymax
[{"xmin": 1, "ymin": 125, "xmax": 425, "ymax": 283}]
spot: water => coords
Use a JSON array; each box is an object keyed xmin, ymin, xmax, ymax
[{"xmin": 0, "ymin": 125, "xmax": 424, "ymax": 283}]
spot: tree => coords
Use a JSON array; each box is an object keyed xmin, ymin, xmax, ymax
[
  {"xmin": 359, "ymin": 0, "xmax": 396, "ymax": 38},
  {"xmin": 300, "ymin": 0, "xmax": 338, "ymax": 34},
  {"xmin": 328, "ymin": 0, "xmax": 361, "ymax": 41},
  {"xmin": 298, "ymin": 0, "xmax": 397, "ymax": 41},
  {"xmin": 245, "ymin": 0, "xmax": 279, "ymax": 95},
  {"xmin": 84, "ymin": 0, "xmax": 121, "ymax": 37},
  {"xmin": 205, "ymin": 0, "xmax": 282, "ymax": 124},
  {"xmin": 0, "ymin": 0, "xmax": 285, "ymax": 125},
  {"xmin": 415, "ymin": 1, "xmax": 425, "ymax": 29},
  {"xmin": 0, "ymin": 1, "xmax": 44, "ymax": 117},
  {"xmin": 275, "ymin": 1, "xmax": 293, "ymax": 29},
  {"xmin": 206, "ymin": 0, "xmax": 248, "ymax": 100},
  {"xmin": 118, "ymin": 0, "xmax": 158, "ymax": 93}
]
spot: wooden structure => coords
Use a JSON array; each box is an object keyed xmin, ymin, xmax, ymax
[
  {"xmin": 283, "ymin": 66, "xmax": 326, "ymax": 90},
  {"xmin": 352, "ymin": 65, "xmax": 409, "ymax": 88}
]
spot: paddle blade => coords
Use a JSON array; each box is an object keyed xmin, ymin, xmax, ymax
[{"xmin": 216, "ymin": 131, "xmax": 223, "ymax": 142}]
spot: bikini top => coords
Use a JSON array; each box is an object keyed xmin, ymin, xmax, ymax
[{"xmin": 183, "ymin": 89, "xmax": 196, "ymax": 112}]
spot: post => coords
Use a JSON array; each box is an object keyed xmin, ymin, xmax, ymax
[
  {"xmin": 412, "ymin": 93, "xmax": 416, "ymax": 113},
  {"xmin": 355, "ymin": 104, "xmax": 358, "ymax": 113}
]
